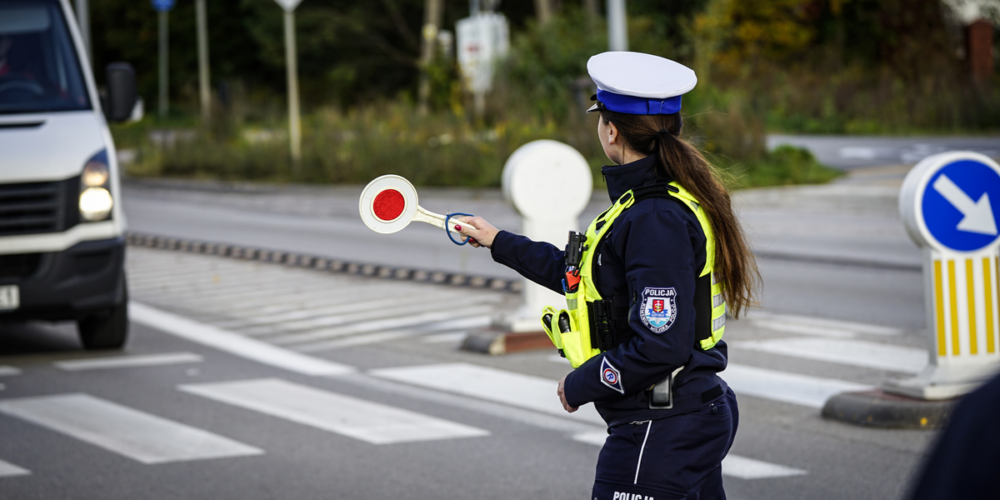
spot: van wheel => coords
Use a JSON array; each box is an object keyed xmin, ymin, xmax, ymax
[{"xmin": 78, "ymin": 280, "xmax": 129, "ymax": 350}]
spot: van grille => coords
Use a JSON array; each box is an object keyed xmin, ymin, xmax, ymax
[{"xmin": 0, "ymin": 178, "xmax": 78, "ymax": 236}]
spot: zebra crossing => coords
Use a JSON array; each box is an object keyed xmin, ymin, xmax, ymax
[
  {"xmin": 126, "ymin": 247, "xmax": 517, "ymax": 351},
  {"xmin": 0, "ymin": 350, "xmax": 807, "ymax": 482},
  {"xmin": 66, "ymin": 245, "xmax": 935, "ymax": 487}
]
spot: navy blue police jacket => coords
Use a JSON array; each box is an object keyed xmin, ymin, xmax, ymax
[{"xmin": 490, "ymin": 154, "xmax": 729, "ymax": 427}]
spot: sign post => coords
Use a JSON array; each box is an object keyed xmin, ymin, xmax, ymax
[
  {"xmin": 75, "ymin": 0, "xmax": 91, "ymax": 65},
  {"xmin": 151, "ymin": 0, "xmax": 174, "ymax": 119},
  {"xmin": 607, "ymin": 0, "xmax": 628, "ymax": 52},
  {"xmin": 274, "ymin": 0, "xmax": 303, "ymax": 167},
  {"xmin": 888, "ymin": 152, "xmax": 1000, "ymax": 399},
  {"xmin": 196, "ymin": 0, "xmax": 211, "ymax": 123}
]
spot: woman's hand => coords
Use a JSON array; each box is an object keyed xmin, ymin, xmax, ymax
[
  {"xmin": 454, "ymin": 216, "xmax": 499, "ymax": 249},
  {"xmin": 558, "ymin": 376, "xmax": 579, "ymax": 413}
]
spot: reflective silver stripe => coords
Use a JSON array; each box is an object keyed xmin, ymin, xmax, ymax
[
  {"xmin": 712, "ymin": 273, "xmax": 719, "ymax": 285},
  {"xmin": 713, "ymin": 315, "xmax": 726, "ymax": 332},
  {"xmin": 634, "ymin": 420, "xmax": 652, "ymax": 484},
  {"xmin": 713, "ymin": 294, "xmax": 724, "ymax": 308}
]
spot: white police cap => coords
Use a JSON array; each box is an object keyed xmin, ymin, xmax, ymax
[{"xmin": 586, "ymin": 52, "xmax": 697, "ymax": 115}]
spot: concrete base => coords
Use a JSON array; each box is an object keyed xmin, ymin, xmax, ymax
[
  {"xmin": 821, "ymin": 390, "xmax": 954, "ymax": 429},
  {"xmin": 460, "ymin": 327, "xmax": 554, "ymax": 356},
  {"xmin": 883, "ymin": 364, "xmax": 999, "ymax": 400},
  {"xmin": 491, "ymin": 315, "xmax": 546, "ymax": 334}
]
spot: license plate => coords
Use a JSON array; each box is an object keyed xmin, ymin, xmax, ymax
[{"xmin": 0, "ymin": 285, "xmax": 19, "ymax": 311}]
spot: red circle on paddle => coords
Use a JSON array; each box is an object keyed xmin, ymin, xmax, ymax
[{"xmin": 372, "ymin": 189, "xmax": 405, "ymax": 221}]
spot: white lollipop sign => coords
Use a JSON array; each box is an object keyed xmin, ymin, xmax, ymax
[{"xmin": 359, "ymin": 175, "xmax": 474, "ymax": 237}]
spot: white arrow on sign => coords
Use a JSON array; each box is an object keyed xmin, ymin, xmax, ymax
[{"xmin": 932, "ymin": 174, "xmax": 998, "ymax": 235}]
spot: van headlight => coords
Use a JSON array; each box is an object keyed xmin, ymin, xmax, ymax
[
  {"xmin": 79, "ymin": 151, "xmax": 114, "ymax": 222},
  {"xmin": 80, "ymin": 187, "xmax": 114, "ymax": 221}
]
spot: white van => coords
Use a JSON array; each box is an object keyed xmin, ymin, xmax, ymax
[{"xmin": 0, "ymin": 0, "xmax": 137, "ymax": 348}]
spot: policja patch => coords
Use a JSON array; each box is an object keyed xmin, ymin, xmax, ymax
[
  {"xmin": 600, "ymin": 357, "xmax": 624, "ymax": 394},
  {"xmin": 640, "ymin": 287, "xmax": 677, "ymax": 334}
]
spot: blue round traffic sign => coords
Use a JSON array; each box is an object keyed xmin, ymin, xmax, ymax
[
  {"xmin": 151, "ymin": 0, "xmax": 175, "ymax": 12},
  {"xmin": 920, "ymin": 159, "xmax": 1000, "ymax": 252}
]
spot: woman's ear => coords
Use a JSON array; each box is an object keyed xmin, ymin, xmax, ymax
[{"xmin": 606, "ymin": 120, "xmax": 619, "ymax": 146}]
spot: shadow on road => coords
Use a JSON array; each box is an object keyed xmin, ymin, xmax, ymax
[{"xmin": 0, "ymin": 321, "xmax": 82, "ymax": 356}]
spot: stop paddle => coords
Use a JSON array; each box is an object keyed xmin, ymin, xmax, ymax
[{"xmin": 359, "ymin": 175, "xmax": 476, "ymax": 244}]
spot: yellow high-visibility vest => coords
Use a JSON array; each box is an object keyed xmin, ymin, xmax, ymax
[{"xmin": 541, "ymin": 182, "xmax": 727, "ymax": 368}]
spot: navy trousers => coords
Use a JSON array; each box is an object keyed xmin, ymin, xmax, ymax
[{"xmin": 591, "ymin": 389, "xmax": 738, "ymax": 500}]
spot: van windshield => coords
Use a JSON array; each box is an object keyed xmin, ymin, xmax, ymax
[{"xmin": 0, "ymin": 0, "xmax": 90, "ymax": 114}]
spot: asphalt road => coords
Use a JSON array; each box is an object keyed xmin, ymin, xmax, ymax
[
  {"xmin": 119, "ymin": 174, "xmax": 927, "ymax": 329},
  {"xmin": 3, "ymin": 137, "xmax": 974, "ymax": 499},
  {"xmin": 768, "ymin": 135, "xmax": 1000, "ymax": 169},
  {"xmin": 0, "ymin": 251, "xmax": 934, "ymax": 499}
]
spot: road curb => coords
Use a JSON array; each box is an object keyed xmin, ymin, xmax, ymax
[
  {"xmin": 125, "ymin": 232, "xmax": 521, "ymax": 294},
  {"xmin": 821, "ymin": 389, "xmax": 954, "ymax": 429}
]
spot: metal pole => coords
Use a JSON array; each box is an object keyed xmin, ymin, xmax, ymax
[
  {"xmin": 417, "ymin": 0, "xmax": 443, "ymax": 115},
  {"xmin": 533, "ymin": 0, "xmax": 551, "ymax": 25},
  {"xmin": 159, "ymin": 10, "xmax": 169, "ymax": 118},
  {"xmin": 583, "ymin": 0, "xmax": 598, "ymax": 24},
  {"xmin": 75, "ymin": 0, "xmax": 91, "ymax": 66},
  {"xmin": 607, "ymin": 0, "xmax": 628, "ymax": 52},
  {"xmin": 196, "ymin": 0, "xmax": 211, "ymax": 123},
  {"xmin": 284, "ymin": 10, "xmax": 302, "ymax": 166}
]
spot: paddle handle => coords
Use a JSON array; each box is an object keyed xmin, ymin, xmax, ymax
[{"xmin": 413, "ymin": 206, "xmax": 476, "ymax": 233}]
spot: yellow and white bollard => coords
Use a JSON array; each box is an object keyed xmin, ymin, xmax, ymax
[{"xmin": 888, "ymin": 152, "xmax": 1000, "ymax": 399}]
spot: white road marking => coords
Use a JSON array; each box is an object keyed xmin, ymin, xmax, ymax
[
  {"xmin": 370, "ymin": 363, "xmax": 605, "ymax": 426},
  {"xmin": 0, "ymin": 366, "xmax": 21, "ymax": 377},
  {"xmin": 0, "ymin": 459, "xmax": 29, "ymax": 478},
  {"xmin": 294, "ymin": 316, "xmax": 492, "ymax": 352},
  {"xmin": 130, "ymin": 302, "xmax": 354, "ymax": 376},
  {"xmin": 277, "ymin": 305, "xmax": 495, "ymax": 346},
  {"xmin": 209, "ymin": 287, "xmax": 422, "ymax": 329},
  {"xmin": 722, "ymin": 455, "xmax": 808, "ymax": 480},
  {"xmin": 571, "ymin": 432, "xmax": 806, "ymax": 479},
  {"xmin": 731, "ymin": 338, "xmax": 927, "ymax": 374},
  {"xmin": 179, "ymin": 378, "xmax": 488, "ymax": 445},
  {"xmin": 422, "ymin": 332, "xmax": 470, "ymax": 343},
  {"xmin": 752, "ymin": 321, "xmax": 858, "ymax": 338},
  {"xmin": 0, "ymin": 394, "xmax": 262, "ymax": 464},
  {"xmin": 55, "ymin": 352, "xmax": 203, "ymax": 371},
  {"xmin": 724, "ymin": 364, "xmax": 873, "ymax": 409},
  {"xmin": 749, "ymin": 312, "xmax": 902, "ymax": 337},
  {"xmin": 245, "ymin": 292, "xmax": 497, "ymax": 336}
]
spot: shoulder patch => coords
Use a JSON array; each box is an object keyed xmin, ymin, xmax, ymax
[
  {"xmin": 640, "ymin": 287, "xmax": 677, "ymax": 334},
  {"xmin": 599, "ymin": 357, "xmax": 624, "ymax": 394}
]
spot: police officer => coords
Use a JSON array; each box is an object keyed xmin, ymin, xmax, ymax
[{"xmin": 455, "ymin": 52, "xmax": 759, "ymax": 499}]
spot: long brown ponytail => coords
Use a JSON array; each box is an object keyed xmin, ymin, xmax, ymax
[{"xmin": 599, "ymin": 110, "xmax": 760, "ymax": 318}]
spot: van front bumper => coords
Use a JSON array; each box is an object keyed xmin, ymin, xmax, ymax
[{"xmin": 0, "ymin": 237, "xmax": 125, "ymax": 322}]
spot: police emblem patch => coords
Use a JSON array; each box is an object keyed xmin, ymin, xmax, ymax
[
  {"xmin": 600, "ymin": 357, "xmax": 624, "ymax": 394},
  {"xmin": 640, "ymin": 287, "xmax": 677, "ymax": 334}
]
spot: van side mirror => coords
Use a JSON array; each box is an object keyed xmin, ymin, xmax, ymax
[{"xmin": 105, "ymin": 63, "xmax": 137, "ymax": 123}]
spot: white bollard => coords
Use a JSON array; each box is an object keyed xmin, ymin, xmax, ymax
[
  {"xmin": 887, "ymin": 151, "xmax": 1000, "ymax": 399},
  {"xmin": 493, "ymin": 140, "xmax": 593, "ymax": 333}
]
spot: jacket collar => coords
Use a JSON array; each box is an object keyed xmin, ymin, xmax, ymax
[{"xmin": 601, "ymin": 154, "xmax": 660, "ymax": 202}]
